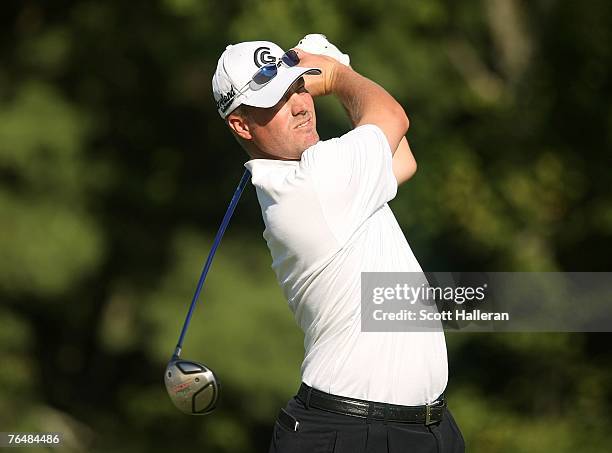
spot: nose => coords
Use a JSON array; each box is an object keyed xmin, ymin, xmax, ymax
[{"xmin": 289, "ymin": 91, "xmax": 309, "ymax": 117}]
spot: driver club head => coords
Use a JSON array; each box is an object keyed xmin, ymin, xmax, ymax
[{"xmin": 164, "ymin": 358, "xmax": 220, "ymax": 415}]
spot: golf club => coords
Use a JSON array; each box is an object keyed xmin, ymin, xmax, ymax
[{"xmin": 164, "ymin": 169, "xmax": 251, "ymax": 415}]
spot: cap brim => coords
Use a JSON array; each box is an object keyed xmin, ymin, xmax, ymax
[{"xmin": 242, "ymin": 66, "xmax": 321, "ymax": 109}]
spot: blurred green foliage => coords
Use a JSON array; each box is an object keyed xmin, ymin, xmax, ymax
[{"xmin": 1, "ymin": 0, "xmax": 611, "ymax": 452}]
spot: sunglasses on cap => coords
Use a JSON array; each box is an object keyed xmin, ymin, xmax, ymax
[
  {"xmin": 248, "ymin": 49, "xmax": 300, "ymax": 89},
  {"xmin": 224, "ymin": 50, "xmax": 300, "ymax": 113}
]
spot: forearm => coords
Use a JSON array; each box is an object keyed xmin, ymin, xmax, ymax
[
  {"xmin": 331, "ymin": 66, "xmax": 379, "ymax": 126},
  {"xmin": 330, "ymin": 65, "xmax": 409, "ymax": 153},
  {"xmin": 392, "ymin": 137, "xmax": 417, "ymax": 185}
]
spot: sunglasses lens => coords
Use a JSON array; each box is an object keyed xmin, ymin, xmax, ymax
[
  {"xmin": 251, "ymin": 64, "xmax": 277, "ymax": 87},
  {"xmin": 281, "ymin": 50, "xmax": 300, "ymax": 67}
]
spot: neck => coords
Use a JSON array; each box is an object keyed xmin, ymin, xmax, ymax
[{"xmin": 247, "ymin": 146, "xmax": 301, "ymax": 161}]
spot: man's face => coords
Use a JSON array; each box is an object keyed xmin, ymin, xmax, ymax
[{"xmin": 236, "ymin": 78, "xmax": 319, "ymax": 160}]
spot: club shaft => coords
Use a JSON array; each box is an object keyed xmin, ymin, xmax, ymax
[{"xmin": 174, "ymin": 169, "xmax": 251, "ymax": 355}]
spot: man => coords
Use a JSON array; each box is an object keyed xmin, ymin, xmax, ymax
[{"xmin": 212, "ymin": 39, "xmax": 464, "ymax": 453}]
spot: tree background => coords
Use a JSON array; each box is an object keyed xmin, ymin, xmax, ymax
[{"xmin": 1, "ymin": 0, "xmax": 611, "ymax": 451}]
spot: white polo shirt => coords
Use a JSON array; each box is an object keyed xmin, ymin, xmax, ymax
[{"xmin": 244, "ymin": 124, "xmax": 447, "ymax": 405}]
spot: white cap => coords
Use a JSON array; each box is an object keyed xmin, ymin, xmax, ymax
[{"xmin": 212, "ymin": 41, "xmax": 321, "ymax": 118}]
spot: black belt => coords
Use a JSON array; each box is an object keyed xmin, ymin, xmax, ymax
[{"xmin": 296, "ymin": 383, "xmax": 446, "ymax": 425}]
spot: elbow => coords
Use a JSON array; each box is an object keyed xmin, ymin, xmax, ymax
[
  {"xmin": 399, "ymin": 160, "xmax": 417, "ymax": 185},
  {"xmin": 407, "ymin": 159, "xmax": 417, "ymax": 179},
  {"xmin": 395, "ymin": 160, "xmax": 417, "ymax": 186},
  {"xmin": 403, "ymin": 157, "xmax": 417, "ymax": 183},
  {"xmin": 395, "ymin": 103, "xmax": 410, "ymax": 135}
]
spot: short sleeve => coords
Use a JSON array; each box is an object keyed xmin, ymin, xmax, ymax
[{"xmin": 300, "ymin": 124, "xmax": 398, "ymax": 244}]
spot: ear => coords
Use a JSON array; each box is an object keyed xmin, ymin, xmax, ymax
[{"xmin": 226, "ymin": 112, "xmax": 252, "ymax": 140}]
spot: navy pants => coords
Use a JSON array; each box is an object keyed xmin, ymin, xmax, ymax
[{"xmin": 269, "ymin": 396, "xmax": 465, "ymax": 453}]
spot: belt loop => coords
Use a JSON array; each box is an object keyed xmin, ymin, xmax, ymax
[
  {"xmin": 383, "ymin": 406, "xmax": 388, "ymax": 425},
  {"xmin": 366, "ymin": 403, "xmax": 373, "ymax": 424},
  {"xmin": 305, "ymin": 386, "xmax": 313, "ymax": 409}
]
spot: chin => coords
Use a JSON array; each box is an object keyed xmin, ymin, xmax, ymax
[{"xmin": 304, "ymin": 131, "xmax": 320, "ymax": 148}]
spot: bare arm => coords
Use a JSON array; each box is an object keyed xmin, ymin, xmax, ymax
[
  {"xmin": 297, "ymin": 51, "xmax": 409, "ymax": 153},
  {"xmin": 393, "ymin": 137, "xmax": 417, "ymax": 185},
  {"xmin": 331, "ymin": 66, "xmax": 409, "ymax": 153}
]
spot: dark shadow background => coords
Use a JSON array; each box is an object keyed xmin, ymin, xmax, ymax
[{"xmin": 1, "ymin": 0, "xmax": 611, "ymax": 451}]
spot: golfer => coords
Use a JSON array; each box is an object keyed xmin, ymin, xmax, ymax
[{"xmin": 212, "ymin": 39, "xmax": 464, "ymax": 453}]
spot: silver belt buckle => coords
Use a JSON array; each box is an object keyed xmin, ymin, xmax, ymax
[{"xmin": 425, "ymin": 404, "xmax": 434, "ymax": 425}]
